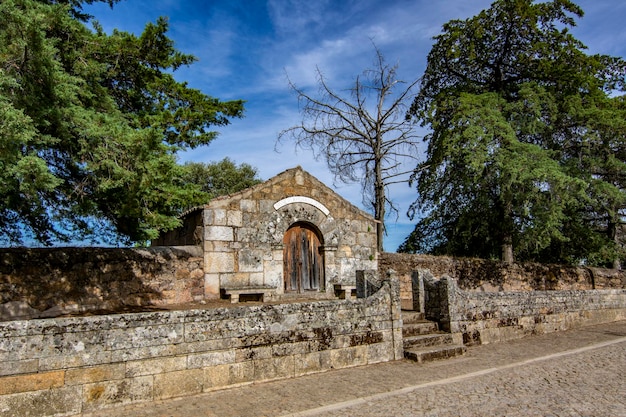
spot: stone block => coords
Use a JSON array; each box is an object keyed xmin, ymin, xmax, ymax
[
  {"xmin": 182, "ymin": 321, "xmax": 226, "ymax": 343},
  {"xmin": 356, "ymin": 232, "xmax": 376, "ymax": 248},
  {"xmin": 204, "ymin": 240, "xmax": 231, "ymax": 253},
  {"xmin": 330, "ymin": 346, "xmax": 367, "ymax": 369},
  {"xmin": 154, "ymin": 369, "xmax": 204, "ymax": 400},
  {"xmin": 187, "ymin": 350, "xmax": 235, "ymax": 368},
  {"xmin": 204, "ymin": 273, "xmax": 220, "ymax": 299},
  {"xmin": 0, "ymin": 335, "xmax": 45, "ymax": 362},
  {"xmin": 0, "ymin": 371, "xmax": 65, "ymax": 395},
  {"xmin": 82, "ymin": 376, "xmax": 153, "ymax": 412},
  {"xmin": 227, "ymin": 361, "xmax": 255, "ymax": 385},
  {"xmin": 106, "ymin": 311, "xmax": 186, "ymax": 329},
  {"xmin": 203, "ymin": 364, "xmax": 230, "ymax": 390},
  {"xmin": 366, "ymin": 341, "xmax": 393, "ymax": 363},
  {"xmin": 240, "ymin": 199, "xmax": 256, "ymax": 212},
  {"xmin": 205, "ymin": 252, "xmax": 235, "ymax": 274},
  {"xmin": 203, "ymin": 209, "xmax": 214, "ymax": 225},
  {"xmin": 212, "ymin": 209, "xmax": 227, "ymax": 226},
  {"xmin": 205, "ymin": 225, "xmax": 234, "ymax": 242},
  {"xmin": 227, "ymin": 273, "xmax": 251, "ymax": 287},
  {"xmin": 38, "ymin": 350, "xmax": 112, "ymax": 371},
  {"xmin": 227, "ymin": 210, "xmax": 243, "ymax": 227},
  {"xmin": 0, "ymin": 359, "xmax": 39, "ymax": 377},
  {"xmin": 105, "ymin": 323, "xmax": 184, "ymax": 350},
  {"xmin": 109, "ymin": 343, "xmax": 187, "ymax": 363},
  {"xmin": 0, "ymin": 386, "xmax": 82, "ymax": 417},
  {"xmin": 248, "ymin": 272, "xmax": 265, "ymax": 287},
  {"xmin": 253, "ymin": 356, "xmax": 294, "ymax": 381},
  {"xmin": 65, "ymin": 364, "xmax": 125, "ymax": 385},
  {"xmin": 235, "ymin": 346, "xmax": 272, "ymax": 362},
  {"xmin": 125, "ymin": 356, "xmax": 187, "ymax": 377},
  {"xmin": 271, "ymin": 249, "xmax": 283, "ymax": 261},
  {"xmin": 259, "ymin": 199, "xmax": 275, "ymax": 213},
  {"xmin": 237, "ymin": 249, "xmax": 264, "ymax": 273},
  {"xmin": 294, "ymin": 350, "xmax": 332, "ymax": 376},
  {"xmin": 271, "ymin": 341, "xmax": 310, "ymax": 357}
]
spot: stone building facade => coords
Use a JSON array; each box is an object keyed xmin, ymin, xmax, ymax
[{"xmin": 154, "ymin": 166, "xmax": 378, "ymax": 300}]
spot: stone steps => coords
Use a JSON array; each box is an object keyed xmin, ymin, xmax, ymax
[
  {"xmin": 402, "ymin": 311, "xmax": 426, "ymax": 323},
  {"xmin": 404, "ymin": 344, "xmax": 467, "ymax": 363},
  {"xmin": 402, "ymin": 320, "xmax": 439, "ymax": 337},
  {"xmin": 401, "ymin": 310, "xmax": 466, "ymax": 363}
]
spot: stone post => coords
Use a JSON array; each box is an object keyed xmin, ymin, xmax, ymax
[
  {"xmin": 411, "ymin": 270, "xmax": 426, "ymax": 313},
  {"xmin": 384, "ymin": 269, "xmax": 404, "ymax": 360},
  {"xmin": 321, "ymin": 245, "xmax": 338, "ymax": 294},
  {"xmin": 438, "ymin": 275, "xmax": 459, "ymax": 333}
]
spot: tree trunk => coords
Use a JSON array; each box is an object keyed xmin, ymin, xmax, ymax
[
  {"xmin": 607, "ymin": 217, "xmax": 621, "ymax": 270},
  {"xmin": 374, "ymin": 143, "xmax": 384, "ymax": 252},
  {"xmin": 501, "ymin": 199, "xmax": 514, "ymax": 264},
  {"xmin": 374, "ymin": 176, "xmax": 385, "ymax": 252},
  {"xmin": 501, "ymin": 237, "xmax": 514, "ymax": 264}
]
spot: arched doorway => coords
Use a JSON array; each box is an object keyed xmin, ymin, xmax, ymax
[{"xmin": 283, "ymin": 222, "xmax": 324, "ymax": 293}]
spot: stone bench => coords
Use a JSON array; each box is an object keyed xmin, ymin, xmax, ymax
[
  {"xmin": 334, "ymin": 284, "xmax": 357, "ymax": 300},
  {"xmin": 221, "ymin": 286, "xmax": 276, "ymax": 303}
]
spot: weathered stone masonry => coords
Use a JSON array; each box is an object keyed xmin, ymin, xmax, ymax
[
  {"xmin": 0, "ymin": 246, "xmax": 204, "ymax": 321},
  {"xmin": 411, "ymin": 268, "xmax": 626, "ymax": 345},
  {"xmin": 381, "ymin": 253, "xmax": 625, "ymax": 345},
  {"xmin": 155, "ymin": 166, "xmax": 378, "ymax": 299},
  {"xmin": 418, "ymin": 270, "xmax": 626, "ymax": 345},
  {"xmin": 380, "ymin": 252, "xmax": 625, "ymax": 310},
  {"xmin": 0, "ymin": 278, "xmax": 403, "ymax": 417}
]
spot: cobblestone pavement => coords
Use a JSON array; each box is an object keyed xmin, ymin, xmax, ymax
[{"xmin": 80, "ymin": 321, "xmax": 626, "ymax": 417}]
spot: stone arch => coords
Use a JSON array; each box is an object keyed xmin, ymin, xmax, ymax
[
  {"xmin": 273, "ymin": 196, "xmax": 330, "ymax": 215},
  {"xmin": 268, "ymin": 202, "xmax": 329, "ymax": 243}
]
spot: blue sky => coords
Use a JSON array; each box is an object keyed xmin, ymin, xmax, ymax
[{"xmin": 84, "ymin": 0, "xmax": 626, "ymax": 251}]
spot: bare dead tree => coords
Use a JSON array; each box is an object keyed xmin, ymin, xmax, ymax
[{"xmin": 278, "ymin": 46, "xmax": 421, "ymax": 251}]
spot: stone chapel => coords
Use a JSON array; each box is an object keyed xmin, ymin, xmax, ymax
[{"xmin": 153, "ymin": 166, "xmax": 378, "ymax": 301}]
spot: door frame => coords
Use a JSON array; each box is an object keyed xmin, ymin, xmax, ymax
[{"xmin": 282, "ymin": 222, "xmax": 325, "ymax": 293}]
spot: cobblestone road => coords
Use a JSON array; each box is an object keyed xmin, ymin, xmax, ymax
[{"xmin": 80, "ymin": 320, "xmax": 626, "ymax": 417}]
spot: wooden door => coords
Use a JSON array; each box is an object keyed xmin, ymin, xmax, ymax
[{"xmin": 283, "ymin": 223, "xmax": 323, "ymax": 292}]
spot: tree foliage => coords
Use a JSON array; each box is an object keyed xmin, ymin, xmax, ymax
[
  {"xmin": 279, "ymin": 46, "xmax": 420, "ymax": 251},
  {"xmin": 181, "ymin": 158, "xmax": 262, "ymax": 200},
  {"xmin": 402, "ymin": 0, "xmax": 626, "ymax": 265},
  {"xmin": 0, "ymin": 0, "xmax": 244, "ymax": 245}
]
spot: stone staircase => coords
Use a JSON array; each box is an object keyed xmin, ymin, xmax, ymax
[{"xmin": 402, "ymin": 311, "xmax": 466, "ymax": 363}]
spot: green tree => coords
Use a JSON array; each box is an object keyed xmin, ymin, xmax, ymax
[
  {"xmin": 556, "ymin": 94, "xmax": 626, "ymax": 267},
  {"xmin": 181, "ymin": 158, "xmax": 262, "ymax": 200},
  {"xmin": 403, "ymin": 0, "xmax": 626, "ymax": 264},
  {"xmin": 279, "ymin": 47, "xmax": 420, "ymax": 251},
  {"xmin": 0, "ymin": 0, "xmax": 244, "ymax": 245}
]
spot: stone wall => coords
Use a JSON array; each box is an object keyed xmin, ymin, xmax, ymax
[
  {"xmin": 0, "ymin": 278, "xmax": 402, "ymax": 417},
  {"xmin": 414, "ymin": 270, "xmax": 626, "ymax": 345},
  {"xmin": 380, "ymin": 253, "xmax": 626, "ymax": 309},
  {"xmin": 0, "ymin": 246, "xmax": 204, "ymax": 321}
]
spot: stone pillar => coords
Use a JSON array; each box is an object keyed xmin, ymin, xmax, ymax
[
  {"xmin": 411, "ymin": 270, "xmax": 426, "ymax": 313},
  {"xmin": 438, "ymin": 275, "xmax": 459, "ymax": 333},
  {"xmin": 384, "ymin": 269, "xmax": 404, "ymax": 360},
  {"xmin": 321, "ymin": 245, "xmax": 337, "ymax": 294}
]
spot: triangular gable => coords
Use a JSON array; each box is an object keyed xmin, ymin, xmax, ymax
[{"xmin": 205, "ymin": 166, "xmax": 376, "ymax": 223}]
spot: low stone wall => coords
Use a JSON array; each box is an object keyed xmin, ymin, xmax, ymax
[
  {"xmin": 415, "ymin": 270, "xmax": 626, "ymax": 345},
  {"xmin": 0, "ymin": 246, "xmax": 204, "ymax": 321},
  {"xmin": 380, "ymin": 253, "xmax": 625, "ymax": 309},
  {"xmin": 0, "ymin": 278, "xmax": 402, "ymax": 417}
]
